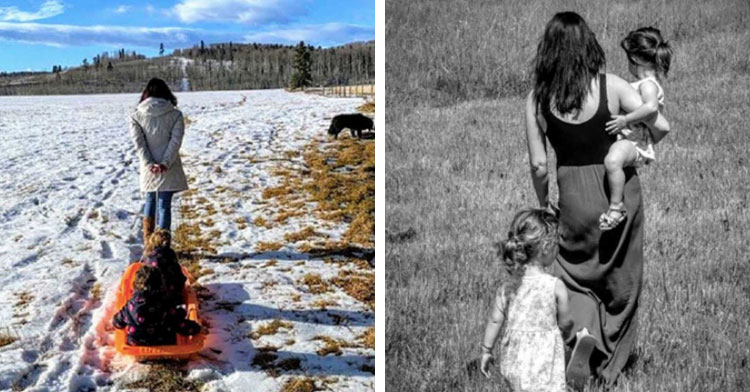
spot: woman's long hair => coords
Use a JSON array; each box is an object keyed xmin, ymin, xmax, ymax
[
  {"xmin": 139, "ymin": 77, "xmax": 177, "ymax": 106},
  {"xmin": 532, "ymin": 12, "xmax": 605, "ymax": 115}
]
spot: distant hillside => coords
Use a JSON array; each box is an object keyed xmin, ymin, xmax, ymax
[{"xmin": 0, "ymin": 41, "xmax": 374, "ymax": 95}]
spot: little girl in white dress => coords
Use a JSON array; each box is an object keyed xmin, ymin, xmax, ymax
[
  {"xmin": 600, "ymin": 27, "xmax": 673, "ymax": 231},
  {"xmin": 480, "ymin": 208, "xmax": 592, "ymax": 391}
]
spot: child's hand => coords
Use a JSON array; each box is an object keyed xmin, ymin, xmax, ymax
[
  {"xmin": 605, "ymin": 115, "xmax": 628, "ymax": 135},
  {"xmin": 480, "ymin": 353, "xmax": 494, "ymax": 378}
]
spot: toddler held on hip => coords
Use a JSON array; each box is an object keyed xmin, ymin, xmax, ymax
[{"xmin": 600, "ymin": 27, "xmax": 673, "ymax": 231}]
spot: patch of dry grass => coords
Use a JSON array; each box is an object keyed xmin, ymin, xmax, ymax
[
  {"xmin": 300, "ymin": 273, "xmax": 331, "ymax": 294},
  {"xmin": 297, "ymin": 240, "xmax": 348, "ymax": 255},
  {"xmin": 262, "ymin": 259, "xmax": 279, "ymax": 268},
  {"xmin": 283, "ymin": 227, "xmax": 317, "ymax": 243},
  {"xmin": 331, "ymin": 270, "xmax": 374, "ymax": 309},
  {"xmin": 357, "ymin": 101, "xmax": 375, "ymax": 114},
  {"xmin": 274, "ymin": 208, "xmax": 307, "ymax": 224},
  {"xmin": 90, "ymin": 283, "xmax": 102, "ymax": 302},
  {"xmin": 311, "ymin": 299, "xmax": 338, "ymax": 310},
  {"xmin": 173, "ymin": 221, "xmax": 218, "ymax": 255},
  {"xmin": 256, "ymin": 241, "xmax": 284, "ymax": 252},
  {"xmin": 251, "ymin": 319, "xmax": 294, "ymax": 339},
  {"xmin": 281, "ymin": 377, "xmax": 320, "ymax": 392},
  {"xmin": 261, "ymin": 280, "xmax": 279, "ymax": 290},
  {"xmin": 253, "ymin": 216, "xmax": 272, "ymax": 228},
  {"xmin": 120, "ymin": 363, "xmax": 203, "ymax": 392},
  {"xmin": 313, "ymin": 335, "xmax": 354, "ymax": 356},
  {"xmin": 0, "ymin": 334, "xmax": 17, "ymax": 348},
  {"xmin": 260, "ymin": 138, "xmax": 374, "ymax": 248},
  {"xmin": 234, "ymin": 216, "xmax": 247, "ymax": 229},
  {"xmin": 14, "ymin": 291, "xmax": 33, "ymax": 308},
  {"xmin": 358, "ymin": 327, "xmax": 375, "ymax": 350}
]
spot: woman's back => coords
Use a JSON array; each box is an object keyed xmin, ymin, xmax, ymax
[
  {"xmin": 131, "ymin": 97, "xmax": 183, "ymax": 162},
  {"xmin": 542, "ymin": 73, "xmax": 614, "ymax": 167}
]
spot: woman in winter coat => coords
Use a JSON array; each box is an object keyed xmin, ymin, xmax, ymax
[{"xmin": 130, "ymin": 78, "xmax": 188, "ymax": 242}]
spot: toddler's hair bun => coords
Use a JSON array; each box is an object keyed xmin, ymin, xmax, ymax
[{"xmin": 502, "ymin": 235, "xmax": 528, "ymax": 264}]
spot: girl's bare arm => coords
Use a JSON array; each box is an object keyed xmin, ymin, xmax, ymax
[
  {"xmin": 555, "ymin": 279, "xmax": 574, "ymax": 343},
  {"xmin": 482, "ymin": 290, "xmax": 506, "ymax": 352},
  {"xmin": 609, "ymin": 73, "xmax": 671, "ymax": 141}
]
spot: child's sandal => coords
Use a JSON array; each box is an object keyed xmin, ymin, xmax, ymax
[{"xmin": 599, "ymin": 206, "xmax": 627, "ymax": 231}]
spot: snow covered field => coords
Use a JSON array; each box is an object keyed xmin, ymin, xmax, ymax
[{"xmin": 0, "ymin": 90, "xmax": 374, "ymax": 391}]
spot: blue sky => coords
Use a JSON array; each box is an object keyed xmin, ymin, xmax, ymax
[{"xmin": 0, "ymin": 0, "xmax": 375, "ymax": 72}]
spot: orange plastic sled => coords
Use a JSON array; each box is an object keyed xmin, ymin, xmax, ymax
[{"xmin": 114, "ymin": 262, "xmax": 205, "ymax": 359}]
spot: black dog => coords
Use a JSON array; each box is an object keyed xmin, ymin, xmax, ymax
[{"xmin": 328, "ymin": 113, "xmax": 374, "ymax": 139}]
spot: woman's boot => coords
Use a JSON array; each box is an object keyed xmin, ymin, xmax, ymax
[{"xmin": 142, "ymin": 217, "xmax": 155, "ymax": 245}]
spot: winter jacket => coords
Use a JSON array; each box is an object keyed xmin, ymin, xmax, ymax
[
  {"xmin": 130, "ymin": 97, "xmax": 188, "ymax": 192},
  {"xmin": 142, "ymin": 246, "xmax": 187, "ymax": 307},
  {"xmin": 112, "ymin": 289, "xmax": 201, "ymax": 346}
]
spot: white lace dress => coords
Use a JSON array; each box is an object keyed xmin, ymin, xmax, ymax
[{"xmin": 498, "ymin": 273, "xmax": 566, "ymax": 392}]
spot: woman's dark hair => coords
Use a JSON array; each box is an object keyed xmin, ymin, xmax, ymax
[
  {"xmin": 133, "ymin": 265, "xmax": 164, "ymax": 292},
  {"xmin": 621, "ymin": 27, "xmax": 673, "ymax": 78},
  {"xmin": 532, "ymin": 12, "xmax": 606, "ymax": 115},
  {"xmin": 140, "ymin": 77, "xmax": 177, "ymax": 106},
  {"xmin": 496, "ymin": 208, "xmax": 559, "ymax": 321}
]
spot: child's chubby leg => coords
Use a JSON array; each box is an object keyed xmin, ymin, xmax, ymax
[{"xmin": 601, "ymin": 140, "xmax": 639, "ymax": 230}]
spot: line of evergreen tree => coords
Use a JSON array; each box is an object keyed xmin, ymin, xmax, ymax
[{"xmin": 0, "ymin": 40, "xmax": 373, "ymax": 95}]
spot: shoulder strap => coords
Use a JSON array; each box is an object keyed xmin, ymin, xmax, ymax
[{"xmin": 599, "ymin": 73, "xmax": 607, "ymax": 108}]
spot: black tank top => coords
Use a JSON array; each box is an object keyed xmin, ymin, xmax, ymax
[{"xmin": 542, "ymin": 73, "xmax": 614, "ymax": 167}]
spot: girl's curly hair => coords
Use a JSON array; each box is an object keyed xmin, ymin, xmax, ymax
[
  {"xmin": 621, "ymin": 26, "xmax": 673, "ymax": 79},
  {"xmin": 133, "ymin": 265, "xmax": 164, "ymax": 293},
  {"xmin": 145, "ymin": 228, "xmax": 171, "ymax": 252},
  {"xmin": 497, "ymin": 208, "xmax": 560, "ymax": 319}
]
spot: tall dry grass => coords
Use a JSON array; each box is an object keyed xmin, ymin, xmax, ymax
[
  {"xmin": 386, "ymin": 0, "xmax": 750, "ymax": 391},
  {"xmin": 386, "ymin": 0, "xmax": 750, "ymax": 107}
]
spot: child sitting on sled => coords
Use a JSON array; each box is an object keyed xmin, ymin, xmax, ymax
[
  {"xmin": 112, "ymin": 265, "xmax": 201, "ymax": 346},
  {"xmin": 141, "ymin": 228, "xmax": 187, "ymax": 308}
]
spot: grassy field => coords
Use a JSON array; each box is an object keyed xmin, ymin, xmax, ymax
[{"xmin": 385, "ymin": 0, "xmax": 750, "ymax": 391}]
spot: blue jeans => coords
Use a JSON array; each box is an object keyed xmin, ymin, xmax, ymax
[{"xmin": 142, "ymin": 191, "xmax": 175, "ymax": 230}]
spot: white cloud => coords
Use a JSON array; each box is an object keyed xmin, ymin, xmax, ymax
[
  {"xmin": 113, "ymin": 5, "xmax": 131, "ymax": 14},
  {"xmin": 244, "ymin": 23, "xmax": 374, "ymax": 47},
  {"xmin": 0, "ymin": 21, "xmax": 373, "ymax": 49},
  {"xmin": 0, "ymin": 0, "xmax": 64, "ymax": 22},
  {"xmin": 145, "ymin": 4, "xmax": 155, "ymax": 14},
  {"xmin": 173, "ymin": 0, "xmax": 305, "ymax": 24},
  {"xmin": 0, "ymin": 21, "xmax": 231, "ymax": 48}
]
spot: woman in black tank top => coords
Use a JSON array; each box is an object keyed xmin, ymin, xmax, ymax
[{"xmin": 524, "ymin": 12, "xmax": 666, "ymax": 386}]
